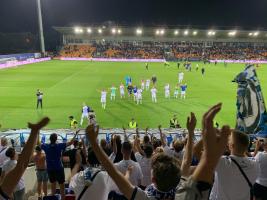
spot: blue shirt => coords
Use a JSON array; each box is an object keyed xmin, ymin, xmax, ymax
[
  {"xmin": 133, "ymin": 87, "xmax": 138, "ymax": 93},
  {"xmin": 181, "ymin": 85, "xmax": 187, "ymax": 91},
  {"xmin": 41, "ymin": 143, "xmax": 67, "ymax": 170}
]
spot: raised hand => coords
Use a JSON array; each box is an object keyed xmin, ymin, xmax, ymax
[
  {"xmin": 28, "ymin": 117, "xmax": 50, "ymax": 131},
  {"xmin": 201, "ymin": 103, "xmax": 231, "ymax": 164},
  {"xmin": 187, "ymin": 112, "xmax": 197, "ymax": 134},
  {"xmin": 86, "ymin": 124, "xmax": 99, "ymax": 144}
]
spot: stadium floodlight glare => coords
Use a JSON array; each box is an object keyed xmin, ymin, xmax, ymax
[
  {"xmin": 253, "ymin": 32, "xmax": 259, "ymax": 36},
  {"xmin": 136, "ymin": 29, "xmax": 143, "ymax": 35},
  {"xmin": 117, "ymin": 29, "xmax": 122, "ymax": 34},
  {"xmin": 184, "ymin": 30, "xmax": 189, "ymax": 35},
  {"xmin": 87, "ymin": 28, "xmax": 92, "ymax": 34},
  {"xmin": 74, "ymin": 27, "xmax": 83, "ymax": 34},
  {"xmin": 155, "ymin": 30, "xmax": 160, "ymax": 35},
  {"xmin": 160, "ymin": 29, "xmax": 165, "ymax": 35},
  {"xmin": 193, "ymin": 31, "xmax": 198, "ymax": 36},
  {"xmin": 248, "ymin": 32, "xmax": 253, "ymax": 36},
  {"xmin": 174, "ymin": 30, "xmax": 179, "ymax": 35},
  {"xmin": 228, "ymin": 31, "xmax": 237, "ymax": 36},
  {"xmin": 208, "ymin": 31, "xmax": 216, "ymax": 36},
  {"xmin": 111, "ymin": 28, "xmax": 116, "ymax": 34},
  {"xmin": 98, "ymin": 29, "xmax": 103, "ymax": 34}
]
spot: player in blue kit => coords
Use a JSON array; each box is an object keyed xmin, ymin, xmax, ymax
[
  {"xmin": 180, "ymin": 84, "xmax": 187, "ymax": 99},
  {"xmin": 133, "ymin": 85, "xmax": 138, "ymax": 101}
]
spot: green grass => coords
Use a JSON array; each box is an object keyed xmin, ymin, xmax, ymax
[{"xmin": 0, "ymin": 60, "xmax": 266, "ymax": 129}]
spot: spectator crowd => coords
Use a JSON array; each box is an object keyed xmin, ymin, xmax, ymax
[
  {"xmin": 0, "ymin": 104, "xmax": 267, "ymax": 200},
  {"xmin": 59, "ymin": 42, "xmax": 267, "ymax": 60}
]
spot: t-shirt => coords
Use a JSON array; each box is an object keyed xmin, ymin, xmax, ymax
[
  {"xmin": 37, "ymin": 92, "xmax": 43, "ymax": 99},
  {"xmin": 70, "ymin": 170, "xmax": 117, "ymax": 200},
  {"xmin": 178, "ymin": 73, "xmax": 184, "ymax": 79},
  {"xmin": 115, "ymin": 159, "xmax": 143, "ymax": 186},
  {"xmin": 120, "ymin": 85, "xmax": 124, "ymax": 92},
  {"xmin": 255, "ymin": 151, "xmax": 267, "ymax": 187},
  {"xmin": 146, "ymin": 80, "xmax": 150, "ymax": 85},
  {"xmin": 151, "ymin": 88, "xmax": 157, "ymax": 95},
  {"xmin": 135, "ymin": 152, "xmax": 152, "ymax": 187},
  {"xmin": 210, "ymin": 155, "xmax": 259, "ymax": 200},
  {"xmin": 133, "ymin": 87, "xmax": 138, "ymax": 94},
  {"xmin": 111, "ymin": 87, "xmax": 117, "ymax": 95},
  {"xmin": 137, "ymin": 89, "xmax": 143, "ymax": 96},
  {"xmin": 41, "ymin": 143, "xmax": 67, "ymax": 170},
  {"xmin": 165, "ymin": 85, "xmax": 170, "ymax": 91},
  {"xmin": 180, "ymin": 85, "xmax": 187, "ymax": 92},
  {"xmin": 2, "ymin": 160, "xmax": 25, "ymax": 192},
  {"xmin": 101, "ymin": 91, "xmax": 107, "ymax": 99},
  {"xmin": 82, "ymin": 106, "xmax": 90, "ymax": 114}
]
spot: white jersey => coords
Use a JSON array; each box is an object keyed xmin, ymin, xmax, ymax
[
  {"xmin": 179, "ymin": 72, "xmax": 184, "ymax": 79},
  {"xmin": 120, "ymin": 85, "xmax": 124, "ymax": 93},
  {"xmin": 141, "ymin": 82, "xmax": 145, "ymax": 88},
  {"xmin": 151, "ymin": 88, "xmax": 157, "ymax": 96},
  {"xmin": 146, "ymin": 80, "xmax": 150, "ymax": 86},
  {"xmin": 137, "ymin": 89, "xmax": 143, "ymax": 98},
  {"xmin": 82, "ymin": 106, "xmax": 89, "ymax": 115},
  {"xmin": 164, "ymin": 85, "xmax": 170, "ymax": 92},
  {"xmin": 101, "ymin": 91, "xmax": 107, "ymax": 102}
]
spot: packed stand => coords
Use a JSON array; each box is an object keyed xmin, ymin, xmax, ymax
[{"xmin": 59, "ymin": 42, "xmax": 267, "ymax": 60}]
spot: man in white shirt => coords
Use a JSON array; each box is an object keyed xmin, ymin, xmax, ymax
[
  {"xmin": 178, "ymin": 72, "xmax": 184, "ymax": 83},
  {"xmin": 115, "ymin": 141, "xmax": 143, "ymax": 187},
  {"xmin": 150, "ymin": 87, "xmax": 157, "ymax": 103},
  {"xmin": 70, "ymin": 170, "xmax": 117, "ymax": 200},
  {"xmin": 0, "ymin": 138, "xmax": 9, "ymax": 176},
  {"xmin": 164, "ymin": 84, "xmax": 170, "ymax": 99},
  {"xmin": 80, "ymin": 103, "xmax": 90, "ymax": 126},
  {"xmin": 253, "ymin": 138, "xmax": 267, "ymax": 199},
  {"xmin": 210, "ymin": 130, "xmax": 259, "ymax": 200},
  {"xmin": 145, "ymin": 79, "xmax": 150, "ymax": 91}
]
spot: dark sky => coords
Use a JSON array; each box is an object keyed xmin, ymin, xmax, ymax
[{"xmin": 0, "ymin": 0, "xmax": 266, "ymax": 33}]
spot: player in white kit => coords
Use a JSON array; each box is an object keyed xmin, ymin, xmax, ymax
[
  {"xmin": 136, "ymin": 88, "xmax": 143, "ymax": 105},
  {"xmin": 178, "ymin": 72, "xmax": 184, "ymax": 83},
  {"xmin": 150, "ymin": 87, "xmax": 157, "ymax": 103},
  {"xmin": 141, "ymin": 80, "xmax": 145, "ymax": 90},
  {"xmin": 100, "ymin": 89, "xmax": 107, "ymax": 109},
  {"xmin": 164, "ymin": 83, "xmax": 170, "ymax": 99},
  {"xmin": 145, "ymin": 79, "xmax": 150, "ymax": 91},
  {"xmin": 80, "ymin": 103, "xmax": 90, "ymax": 126},
  {"xmin": 119, "ymin": 83, "xmax": 125, "ymax": 98}
]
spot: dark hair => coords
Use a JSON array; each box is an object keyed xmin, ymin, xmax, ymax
[
  {"xmin": 5, "ymin": 147, "xmax": 15, "ymax": 158},
  {"xmin": 152, "ymin": 139, "xmax": 162, "ymax": 150},
  {"xmin": 143, "ymin": 135, "xmax": 150, "ymax": 144},
  {"xmin": 143, "ymin": 144, "xmax": 153, "ymax": 158},
  {"xmin": 73, "ymin": 140, "xmax": 79, "ymax": 147},
  {"xmin": 50, "ymin": 133, "xmax": 57, "ymax": 144},
  {"xmin": 69, "ymin": 116, "xmax": 74, "ymax": 119},
  {"xmin": 35, "ymin": 145, "xmax": 42, "ymax": 152},
  {"xmin": 122, "ymin": 141, "xmax": 132, "ymax": 154},
  {"xmin": 152, "ymin": 154, "xmax": 181, "ymax": 192},
  {"xmin": 232, "ymin": 130, "xmax": 250, "ymax": 152}
]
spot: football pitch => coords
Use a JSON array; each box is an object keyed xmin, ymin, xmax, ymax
[{"xmin": 0, "ymin": 60, "xmax": 266, "ymax": 129}]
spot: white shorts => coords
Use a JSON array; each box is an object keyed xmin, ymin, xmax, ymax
[
  {"xmin": 181, "ymin": 91, "xmax": 186, "ymax": 95},
  {"xmin": 137, "ymin": 95, "xmax": 142, "ymax": 100},
  {"xmin": 174, "ymin": 91, "xmax": 179, "ymax": 95},
  {"xmin": 82, "ymin": 113, "xmax": 89, "ymax": 118},
  {"xmin": 152, "ymin": 94, "xmax": 156, "ymax": 98},
  {"xmin": 120, "ymin": 91, "xmax": 124, "ymax": 95},
  {"xmin": 165, "ymin": 91, "xmax": 170, "ymax": 96},
  {"xmin": 101, "ymin": 98, "xmax": 106, "ymax": 103}
]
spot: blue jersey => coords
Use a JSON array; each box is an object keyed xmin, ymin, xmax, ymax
[
  {"xmin": 181, "ymin": 85, "xmax": 187, "ymax": 92},
  {"xmin": 133, "ymin": 87, "xmax": 138, "ymax": 93}
]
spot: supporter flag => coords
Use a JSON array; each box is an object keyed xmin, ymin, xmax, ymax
[{"xmin": 233, "ymin": 64, "xmax": 267, "ymax": 135}]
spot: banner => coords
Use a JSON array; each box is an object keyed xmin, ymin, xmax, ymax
[{"xmin": 233, "ymin": 64, "xmax": 267, "ymax": 134}]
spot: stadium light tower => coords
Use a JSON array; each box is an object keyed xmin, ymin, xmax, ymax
[{"xmin": 36, "ymin": 0, "xmax": 45, "ymax": 56}]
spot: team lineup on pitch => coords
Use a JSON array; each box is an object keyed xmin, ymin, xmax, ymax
[{"xmin": 0, "ymin": 60, "xmax": 266, "ymax": 129}]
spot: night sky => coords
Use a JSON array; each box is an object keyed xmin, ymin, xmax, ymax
[{"xmin": 0, "ymin": 0, "xmax": 267, "ymax": 33}]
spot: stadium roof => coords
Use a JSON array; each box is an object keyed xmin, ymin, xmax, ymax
[{"xmin": 54, "ymin": 26, "xmax": 267, "ymax": 39}]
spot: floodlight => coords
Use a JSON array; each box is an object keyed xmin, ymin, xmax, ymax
[
  {"xmin": 184, "ymin": 30, "xmax": 189, "ymax": 35},
  {"xmin": 253, "ymin": 32, "xmax": 259, "ymax": 36},
  {"xmin": 193, "ymin": 31, "xmax": 198, "ymax": 35},
  {"xmin": 87, "ymin": 28, "xmax": 92, "ymax": 33},
  {"xmin": 74, "ymin": 27, "xmax": 80, "ymax": 33},
  {"xmin": 111, "ymin": 28, "xmax": 116, "ymax": 34},
  {"xmin": 248, "ymin": 32, "xmax": 253, "ymax": 36},
  {"xmin": 228, "ymin": 31, "xmax": 237, "ymax": 36},
  {"xmin": 136, "ymin": 29, "xmax": 143, "ymax": 35},
  {"xmin": 160, "ymin": 29, "xmax": 165, "ymax": 35},
  {"xmin": 118, "ymin": 29, "xmax": 122, "ymax": 34},
  {"xmin": 174, "ymin": 30, "xmax": 179, "ymax": 35},
  {"xmin": 155, "ymin": 30, "xmax": 160, "ymax": 35},
  {"xmin": 208, "ymin": 31, "xmax": 216, "ymax": 36},
  {"xmin": 98, "ymin": 29, "xmax": 103, "ymax": 34}
]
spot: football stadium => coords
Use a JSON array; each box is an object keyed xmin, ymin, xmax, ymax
[{"xmin": 0, "ymin": 0, "xmax": 267, "ymax": 200}]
